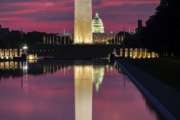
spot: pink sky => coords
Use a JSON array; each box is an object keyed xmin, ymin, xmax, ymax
[{"xmin": 0, "ymin": 0, "xmax": 160, "ymax": 33}]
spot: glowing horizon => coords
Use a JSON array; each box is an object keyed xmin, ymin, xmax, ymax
[{"xmin": 0, "ymin": 0, "xmax": 159, "ymax": 33}]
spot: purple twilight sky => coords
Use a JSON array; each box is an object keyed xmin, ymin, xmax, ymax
[{"xmin": 0, "ymin": 0, "xmax": 160, "ymax": 33}]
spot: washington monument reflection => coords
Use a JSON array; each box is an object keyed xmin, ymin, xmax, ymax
[{"xmin": 74, "ymin": 65, "xmax": 105, "ymax": 120}]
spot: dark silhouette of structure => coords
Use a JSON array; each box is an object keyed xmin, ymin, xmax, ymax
[
  {"xmin": 136, "ymin": 19, "xmax": 144, "ymax": 33},
  {"xmin": 114, "ymin": 32, "xmax": 134, "ymax": 47},
  {"xmin": 0, "ymin": 24, "xmax": 122, "ymax": 59},
  {"xmin": 0, "ymin": 25, "xmax": 73, "ymax": 49},
  {"xmin": 134, "ymin": 0, "xmax": 180, "ymax": 56}
]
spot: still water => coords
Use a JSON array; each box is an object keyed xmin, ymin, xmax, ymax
[{"xmin": 0, "ymin": 61, "xmax": 161, "ymax": 120}]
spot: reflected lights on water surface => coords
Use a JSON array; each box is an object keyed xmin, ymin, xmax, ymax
[{"xmin": 0, "ymin": 62, "xmax": 161, "ymax": 120}]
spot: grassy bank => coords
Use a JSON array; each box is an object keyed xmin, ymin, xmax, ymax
[{"xmin": 130, "ymin": 58, "xmax": 180, "ymax": 91}]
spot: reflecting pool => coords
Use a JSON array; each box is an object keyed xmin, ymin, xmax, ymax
[{"xmin": 0, "ymin": 61, "xmax": 161, "ymax": 120}]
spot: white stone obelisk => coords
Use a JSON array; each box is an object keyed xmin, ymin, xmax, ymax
[{"xmin": 74, "ymin": 0, "xmax": 93, "ymax": 44}]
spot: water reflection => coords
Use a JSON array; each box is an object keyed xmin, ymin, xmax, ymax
[
  {"xmin": 0, "ymin": 61, "xmax": 161, "ymax": 120},
  {"xmin": 93, "ymin": 66, "xmax": 105, "ymax": 92},
  {"xmin": 0, "ymin": 61, "xmax": 71, "ymax": 79},
  {"xmin": 21, "ymin": 62, "xmax": 28, "ymax": 90},
  {"xmin": 75, "ymin": 66, "xmax": 93, "ymax": 120},
  {"xmin": 74, "ymin": 65, "xmax": 106, "ymax": 120}
]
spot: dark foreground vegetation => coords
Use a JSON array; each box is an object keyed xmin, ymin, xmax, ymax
[{"xmin": 124, "ymin": 0, "xmax": 180, "ymax": 57}]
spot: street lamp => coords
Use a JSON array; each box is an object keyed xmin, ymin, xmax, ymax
[
  {"xmin": 22, "ymin": 45, "xmax": 28, "ymax": 50},
  {"xmin": 21, "ymin": 44, "xmax": 28, "ymax": 60}
]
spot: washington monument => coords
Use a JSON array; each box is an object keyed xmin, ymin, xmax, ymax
[{"xmin": 74, "ymin": 0, "xmax": 93, "ymax": 44}]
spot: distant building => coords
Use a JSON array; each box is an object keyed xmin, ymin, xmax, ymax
[
  {"xmin": 92, "ymin": 13, "xmax": 104, "ymax": 33},
  {"xmin": 92, "ymin": 12, "xmax": 113, "ymax": 44},
  {"xmin": 93, "ymin": 33, "xmax": 114, "ymax": 44},
  {"xmin": 136, "ymin": 19, "xmax": 144, "ymax": 33},
  {"xmin": 138, "ymin": 19, "xmax": 143, "ymax": 28},
  {"xmin": 42, "ymin": 33, "xmax": 73, "ymax": 45},
  {"xmin": 113, "ymin": 32, "xmax": 132, "ymax": 45},
  {"xmin": 0, "ymin": 25, "xmax": 10, "ymax": 34}
]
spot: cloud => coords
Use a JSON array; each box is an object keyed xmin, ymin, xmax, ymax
[{"xmin": 0, "ymin": 0, "xmax": 159, "ymax": 32}]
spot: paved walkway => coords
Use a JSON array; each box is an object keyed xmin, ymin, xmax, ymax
[{"xmin": 117, "ymin": 60, "xmax": 180, "ymax": 120}]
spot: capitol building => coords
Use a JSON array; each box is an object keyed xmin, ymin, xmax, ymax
[
  {"xmin": 92, "ymin": 12, "xmax": 114, "ymax": 44},
  {"xmin": 92, "ymin": 13, "xmax": 104, "ymax": 33}
]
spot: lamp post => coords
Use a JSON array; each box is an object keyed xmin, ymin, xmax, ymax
[{"xmin": 22, "ymin": 44, "xmax": 28, "ymax": 60}]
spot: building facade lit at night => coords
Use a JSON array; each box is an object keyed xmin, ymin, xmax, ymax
[{"xmin": 92, "ymin": 13, "xmax": 105, "ymax": 34}]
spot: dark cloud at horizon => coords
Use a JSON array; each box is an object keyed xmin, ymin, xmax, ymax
[{"xmin": 0, "ymin": 0, "xmax": 159, "ymax": 33}]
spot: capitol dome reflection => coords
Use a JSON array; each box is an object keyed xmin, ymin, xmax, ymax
[{"xmin": 93, "ymin": 66, "xmax": 105, "ymax": 92}]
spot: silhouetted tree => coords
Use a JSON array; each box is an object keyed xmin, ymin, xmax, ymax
[{"xmin": 135, "ymin": 0, "xmax": 180, "ymax": 56}]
